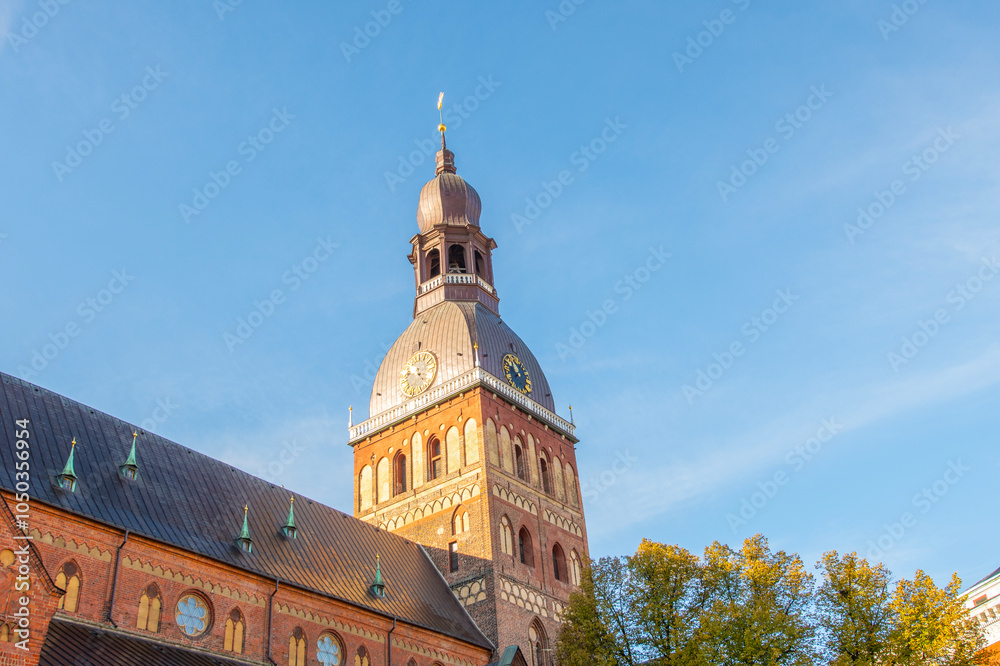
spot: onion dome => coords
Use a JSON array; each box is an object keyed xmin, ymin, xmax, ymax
[{"xmin": 416, "ymin": 136, "xmax": 482, "ymax": 233}]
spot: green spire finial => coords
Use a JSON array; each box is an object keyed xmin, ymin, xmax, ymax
[
  {"xmin": 236, "ymin": 505, "xmax": 253, "ymax": 552},
  {"xmin": 124, "ymin": 432, "xmax": 139, "ymax": 467},
  {"xmin": 285, "ymin": 496, "xmax": 296, "ymax": 529},
  {"xmin": 371, "ymin": 553, "xmax": 385, "ymax": 597},
  {"xmin": 61, "ymin": 438, "xmax": 78, "ymax": 478}
]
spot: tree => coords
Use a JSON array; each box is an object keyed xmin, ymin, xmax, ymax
[
  {"xmin": 697, "ymin": 535, "xmax": 816, "ymax": 665},
  {"xmin": 556, "ymin": 557, "xmax": 636, "ymax": 666},
  {"xmin": 815, "ymin": 551, "xmax": 894, "ymax": 665},
  {"xmin": 887, "ymin": 570, "xmax": 983, "ymax": 665}
]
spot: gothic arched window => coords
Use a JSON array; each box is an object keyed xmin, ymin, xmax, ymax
[
  {"xmin": 570, "ymin": 549, "xmax": 582, "ymax": 586},
  {"xmin": 518, "ymin": 527, "xmax": 534, "ymax": 568},
  {"xmin": 136, "ymin": 584, "xmax": 161, "ymax": 632},
  {"xmin": 56, "ymin": 561, "xmax": 81, "ymax": 612},
  {"xmin": 428, "ymin": 437, "xmax": 443, "ymax": 480},
  {"xmin": 552, "ymin": 544, "xmax": 566, "ymax": 582},
  {"xmin": 394, "ymin": 452, "xmax": 408, "ymax": 495},
  {"xmin": 514, "ymin": 444, "xmax": 526, "ymax": 482},
  {"xmin": 539, "ymin": 454, "xmax": 551, "ymax": 495},
  {"xmin": 225, "ymin": 608, "xmax": 245, "ymax": 654},
  {"xmin": 529, "ymin": 620, "xmax": 549, "ymax": 666},
  {"xmin": 453, "ymin": 506, "xmax": 469, "ymax": 535},
  {"xmin": 289, "ymin": 627, "xmax": 307, "ymax": 666},
  {"xmin": 500, "ymin": 516, "xmax": 514, "ymax": 556}
]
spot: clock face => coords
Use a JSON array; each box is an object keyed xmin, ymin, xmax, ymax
[
  {"xmin": 399, "ymin": 351, "xmax": 437, "ymax": 397},
  {"xmin": 502, "ymin": 354, "xmax": 532, "ymax": 394}
]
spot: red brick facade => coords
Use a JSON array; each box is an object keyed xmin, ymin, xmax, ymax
[
  {"xmin": 0, "ymin": 494, "xmax": 490, "ymax": 666},
  {"xmin": 352, "ymin": 387, "xmax": 588, "ymax": 665}
]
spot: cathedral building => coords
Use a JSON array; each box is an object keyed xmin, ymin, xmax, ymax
[
  {"xmin": 0, "ymin": 127, "xmax": 587, "ymax": 666},
  {"xmin": 349, "ymin": 136, "xmax": 588, "ymax": 661}
]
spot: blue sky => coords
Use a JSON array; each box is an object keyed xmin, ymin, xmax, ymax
[{"xmin": 2, "ymin": 1, "xmax": 998, "ymax": 590}]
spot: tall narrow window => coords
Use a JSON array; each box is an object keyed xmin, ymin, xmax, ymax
[
  {"xmin": 56, "ymin": 561, "xmax": 81, "ymax": 612},
  {"xmin": 539, "ymin": 455, "xmax": 551, "ymax": 495},
  {"xmin": 355, "ymin": 646, "xmax": 369, "ymax": 666},
  {"xmin": 394, "ymin": 452, "xmax": 407, "ymax": 495},
  {"xmin": 449, "ymin": 542, "xmax": 459, "ymax": 572},
  {"xmin": 289, "ymin": 628, "xmax": 307, "ymax": 666},
  {"xmin": 427, "ymin": 249, "xmax": 441, "ymax": 278},
  {"xmin": 500, "ymin": 516, "xmax": 514, "ymax": 555},
  {"xmin": 518, "ymin": 528, "xmax": 534, "ymax": 568},
  {"xmin": 514, "ymin": 445, "xmax": 526, "ymax": 481},
  {"xmin": 428, "ymin": 438, "xmax": 443, "ymax": 480},
  {"xmin": 1, "ymin": 623, "xmax": 16, "ymax": 642},
  {"xmin": 474, "ymin": 250, "xmax": 485, "ymax": 276},
  {"xmin": 225, "ymin": 609, "xmax": 245, "ymax": 654},
  {"xmin": 136, "ymin": 584, "xmax": 161, "ymax": 632},
  {"xmin": 452, "ymin": 507, "xmax": 469, "ymax": 535},
  {"xmin": 529, "ymin": 621, "xmax": 549, "ymax": 666},
  {"xmin": 552, "ymin": 544, "xmax": 566, "ymax": 582}
]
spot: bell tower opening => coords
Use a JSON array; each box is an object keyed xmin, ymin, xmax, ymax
[
  {"xmin": 447, "ymin": 245, "xmax": 467, "ymax": 274},
  {"xmin": 427, "ymin": 249, "xmax": 441, "ymax": 278}
]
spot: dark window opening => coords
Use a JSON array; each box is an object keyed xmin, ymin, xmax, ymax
[
  {"xmin": 552, "ymin": 544, "xmax": 566, "ymax": 582},
  {"xmin": 449, "ymin": 543, "xmax": 459, "ymax": 572},
  {"xmin": 394, "ymin": 453, "xmax": 407, "ymax": 495},
  {"xmin": 540, "ymin": 457, "xmax": 551, "ymax": 495},
  {"xmin": 514, "ymin": 445, "xmax": 526, "ymax": 481},
  {"xmin": 518, "ymin": 527, "xmax": 534, "ymax": 567},
  {"xmin": 448, "ymin": 245, "xmax": 467, "ymax": 273},
  {"xmin": 429, "ymin": 438, "xmax": 443, "ymax": 480},
  {"xmin": 474, "ymin": 250, "xmax": 485, "ymax": 276},
  {"xmin": 427, "ymin": 249, "xmax": 441, "ymax": 278}
]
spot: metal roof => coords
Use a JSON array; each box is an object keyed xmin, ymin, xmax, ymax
[
  {"xmin": 39, "ymin": 617, "xmax": 254, "ymax": 666},
  {"xmin": 0, "ymin": 372, "xmax": 492, "ymax": 650},
  {"xmin": 368, "ymin": 301, "xmax": 557, "ymax": 418}
]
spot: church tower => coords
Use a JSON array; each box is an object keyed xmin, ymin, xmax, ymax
[{"xmin": 349, "ymin": 126, "xmax": 588, "ymax": 664}]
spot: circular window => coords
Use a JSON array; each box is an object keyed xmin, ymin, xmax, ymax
[
  {"xmin": 316, "ymin": 632, "xmax": 343, "ymax": 666},
  {"xmin": 175, "ymin": 593, "xmax": 212, "ymax": 638}
]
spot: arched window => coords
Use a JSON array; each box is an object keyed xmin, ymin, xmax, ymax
[
  {"xmin": 446, "ymin": 426, "xmax": 461, "ymax": 472},
  {"xmin": 448, "ymin": 244, "xmax": 467, "ymax": 273},
  {"xmin": 394, "ymin": 452, "xmax": 407, "ymax": 495},
  {"xmin": 355, "ymin": 645, "xmax": 370, "ymax": 666},
  {"xmin": 500, "ymin": 516, "xmax": 514, "ymax": 555},
  {"xmin": 539, "ymin": 453, "xmax": 551, "ymax": 495},
  {"xmin": 0, "ymin": 623, "xmax": 17, "ymax": 642},
  {"xmin": 224, "ymin": 608, "xmax": 245, "ymax": 653},
  {"xmin": 518, "ymin": 527, "xmax": 534, "ymax": 568},
  {"xmin": 358, "ymin": 465, "xmax": 373, "ymax": 511},
  {"xmin": 316, "ymin": 632, "xmax": 343, "ymax": 666},
  {"xmin": 485, "ymin": 418, "xmax": 499, "ymax": 467},
  {"xmin": 514, "ymin": 444, "xmax": 526, "ymax": 481},
  {"xmin": 474, "ymin": 250, "xmax": 485, "ymax": 276},
  {"xmin": 529, "ymin": 620, "xmax": 549, "ymax": 666},
  {"xmin": 552, "ymin": 544, "xmax": 566, "ymax": 582},
  {"xmin": 452, "ymin": 506, "xmax": 469, "ymax": 535},
  {"xmin": 428, "ymin": 437, "xmax": 443, "ymax": 481},
  {"xmin": 464, "ymin": 418, "xmax": 480, "ymax": 465},
  {"xmin": 499, "ymin": 426, "xmax": 513, "ymax": 474},
  {"xmin": 376, "ymin": 457, "xmax": 390, "ymax": 504},
  {"xmin": 565, "ymin": 463, "xmax": 579, "ymax": 508},
  {"xmin": 570, "ymin": 549, "xmax": 582, "ymax": 586},
  {"xmin": 288, "ymin": 627, "xmax": 307, "ymax": 666},
  {"xmin": 136, "ymin": 584, "xmax": 161, "ymax": 632},
  {"xmin": 56, "ymin": 561, "xmax": 81, "ymax": 612},
  {"xmin": 553, "ymin": 458, "xmax": 566, "ymax": 502},
  {"xmin": 427, "ymin": 249, "xmax": 441, "ymax": 278}
]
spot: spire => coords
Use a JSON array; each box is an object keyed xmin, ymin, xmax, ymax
[
  {"xmin": 348, "ymin": 405, "xmax": 353, "ymax": 428},
  {"xmin": 370, "ymin": 553, "xmax": 385, "ymax": 597},
  {"xmin": 474, "ymin": 342, "xmax": 480, "ymax": 368},
  {"xmin": 435, "ymin": 91, "xmax": 456, "ymax": 175},
  {"xmin": 57, "ymin": 438, "xmax": 78, "ymax": 491},
  {"xmin": 121, "ymin": 432, "xmax": 139, "ymax": 479},
  {"xmin": 283, "ymin": 496, "xmax": 297, "ymax": 539},
  {"xmin": 569, "ymin": 405, "xmax": 574, "ymax": 425},
  {"xmin": 236, "ymin": 505, "xmax": 253, "ymax": 552}
]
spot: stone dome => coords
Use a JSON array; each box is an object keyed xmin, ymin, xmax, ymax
[
  {"xmin": 416, "ymin": 172, "xmax": 482, "ymax": 233},
  {"xmin": 369, "ymin": 301, "xmax": 555, "ymax": 418}
]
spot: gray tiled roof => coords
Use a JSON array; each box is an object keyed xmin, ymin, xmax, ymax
[{"xmin": 0, "ymin": 372, "xmax": 492, "ymax": 650}]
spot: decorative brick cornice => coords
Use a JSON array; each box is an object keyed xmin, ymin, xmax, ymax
[
  {"xmin": 491, "ymin": 485, "xmax": 536, "ymax": 516},
  {"xmin": 451, "ymin": 575, "xmax": 489, "ymax": 608},
  {"xmin": 275, "ymin": 603, "xmax": 382, "ymax": 642},
  {"xmin": 120, "ymin": 554, "xmax": 266, "ymax": 607},
  {"xmin": 542, "ymin": 509, "xmax": 583, "ymax": 537},
  {"xmin": 378, "ymin": 484, "xmax": 482, "ymax": 531},
  {"xmin": 29, "ymin": 528, "xmax": 113, "ymax": 563},
  {"xmin": 391, "ymin": 636, "xmax": 479, "ymax": 666}
]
